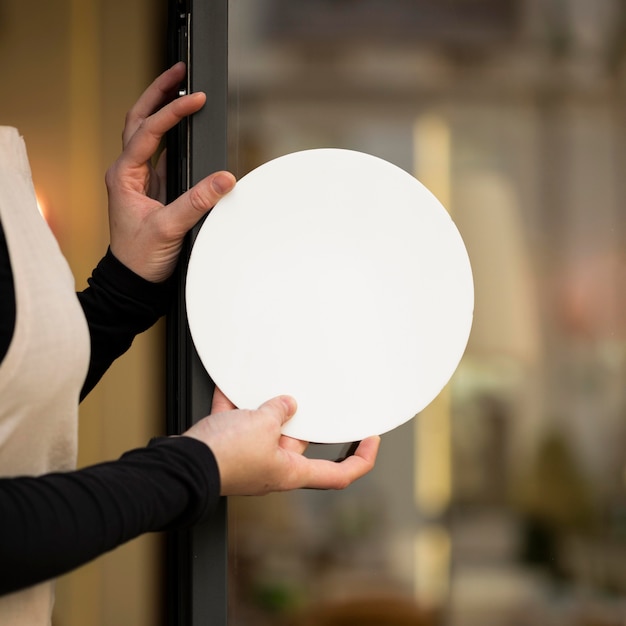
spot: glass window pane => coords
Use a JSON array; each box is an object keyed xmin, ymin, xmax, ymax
[{"xmin": 228, "ymin": 2, "xmax": 626, "ymax": 624}]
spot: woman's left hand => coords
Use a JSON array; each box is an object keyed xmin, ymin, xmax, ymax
[{"xmin": 105, "ymin": 62, "xmax": 235, "ymax": 282}]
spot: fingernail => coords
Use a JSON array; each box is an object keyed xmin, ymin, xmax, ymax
[{"xmin": 212, "ymin": 173, "xmax": 234, "ymax": 195}]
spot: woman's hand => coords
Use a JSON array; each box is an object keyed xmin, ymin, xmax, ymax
[
  {"xmin": 105, "ymin": 62, "xmax": 235, "ymax": 282},
  {"xmin": 183, "ymin": 388, "xmax": 380, "ymax": 496}
]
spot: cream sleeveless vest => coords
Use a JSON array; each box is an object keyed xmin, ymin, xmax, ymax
[{"xmin": 0, "ymin": 127, "xmax": 90, "ymax": 625}]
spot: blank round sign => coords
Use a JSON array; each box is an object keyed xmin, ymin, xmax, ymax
[{"xmin": 186, "ymin": 148, "xmax": 473, "ymax": 443}]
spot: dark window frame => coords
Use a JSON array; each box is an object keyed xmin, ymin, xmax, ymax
[{"xmin": 166, "ymin": 1, "xmax": 229, "ymax": 624}]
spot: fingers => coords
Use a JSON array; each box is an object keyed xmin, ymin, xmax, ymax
[
  {"xmin": 295, "ymin": 436, "xmax": 380, "ymax": 490},
  {"xmin": 122, "ymin": 62, "xmax": 188, "ymax": 146},
  {"xmin": 237, "ymin": 393, "xmax": 376, "ymax": 491},
  {"xmin": 120, "ymin": 91, "xmax": 207, "ymax": 169},
  {"xmin": 209, "ymin": 391, "xmax": 297, "ymax": 428},
  {"xmin": 154, "ymin": 149, "xmax": 168, "ymax": 205},
  {"xmin": 163, "ymin": 171, "xmax": 236, "ymax": 233},
  {"xmin": 353, "ymin": 436, "xmax": 381, "ymax": 464},
  {"xmin": 190, "ymin": 393, "xmax": 377, "ymax": 496},
  {"xmin": 279, "ymin": 435, "xmax": 309, "ymax": 455},
  {"xmin": 211, "ymin": 386, "xmax": 236, "ymax": 413},
  {"xmin": 257, "ymin": 395, "xmax": 298, "ymax": 424}
]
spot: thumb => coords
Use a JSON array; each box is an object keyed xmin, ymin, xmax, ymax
[
  {"xmin": 258, "ymin": 395, "xmax": 298, "ymax": 426},
  {"xmin": 168, "ymin": 170, "xmax": 236, "ymax": 232}
]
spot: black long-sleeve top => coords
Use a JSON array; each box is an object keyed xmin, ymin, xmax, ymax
[{"xmin": 0, "ymin": 221, "xmax": 221, "ymax": 595}]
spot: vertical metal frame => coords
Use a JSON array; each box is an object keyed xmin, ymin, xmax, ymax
[{"xmin": 166, "ymin": 0, "xmax": 229, "ymax": 624}]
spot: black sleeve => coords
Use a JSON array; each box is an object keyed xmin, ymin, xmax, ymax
[
  {"xmin": 0, "ymin": 436, "xmax": 221, "ymax": 596},
  {"xmin": 77, "ymin": 249, "xmax": 175, "ymax": 400},
  {"xmin": 0, "ymin": 220, "xmax": 16, "ymax": 363}
]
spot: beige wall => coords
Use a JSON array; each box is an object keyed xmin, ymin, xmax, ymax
[{"xmin": 0, "ymin": 2, "xmax": 167, "ymax": 625}]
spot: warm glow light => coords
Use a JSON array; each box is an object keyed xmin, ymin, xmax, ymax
[{"xmin": 35, "ymin": 193, "xmax": 48, "ymax": 223}]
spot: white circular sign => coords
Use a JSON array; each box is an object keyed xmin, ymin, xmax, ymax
[{"xmin": 186, "ymin": 148, "xmax": 473, "ymax": 443}]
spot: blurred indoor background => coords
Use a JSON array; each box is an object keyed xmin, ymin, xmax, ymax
[{"xmin": 1, "ymin": 1, "xmax": 626, "ymax": 625}]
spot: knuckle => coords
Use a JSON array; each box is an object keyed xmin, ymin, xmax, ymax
[
  {"xmin": 335, "ymin": 475, "xmax": 351, "ymax": 490},
  {"xmin": 188, "ymin": 185, "xmax": 213, "ymax": 214},
  {"xmin": 122, "ymin": 112, "xmax": 139, "ymax": 138}
]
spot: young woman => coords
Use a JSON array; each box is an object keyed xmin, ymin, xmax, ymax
[{"xmin": 0, "ymin": 62, "xmax": 379, "ymax": 624}]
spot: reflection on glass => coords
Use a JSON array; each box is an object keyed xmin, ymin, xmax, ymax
[{"xmin": 228, "ymin": 1, "xmax": 626, "ymax": 624}]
